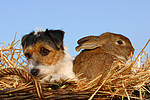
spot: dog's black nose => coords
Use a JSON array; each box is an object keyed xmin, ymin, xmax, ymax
[{"xmin": 31, "ymin": 68, "xmax": 39, "ymax": 76}]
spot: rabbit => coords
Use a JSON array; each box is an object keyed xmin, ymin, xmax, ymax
[{"xmin": 73, "ymin": 32, "xmax": 134, "ymax": 82}]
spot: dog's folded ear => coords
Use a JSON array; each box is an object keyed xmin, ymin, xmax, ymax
[
  {"xmin": 46, "ymin": 29, "xmax": 65, "ymax": 49},
  {"xmin": 21, "ymin": 31, "xmax": 36, "ymax": 49}
]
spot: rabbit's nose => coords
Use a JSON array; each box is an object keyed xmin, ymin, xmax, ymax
[{"xmin": 31, "ymin": 68, "xmax": 39, "ymax": 76}]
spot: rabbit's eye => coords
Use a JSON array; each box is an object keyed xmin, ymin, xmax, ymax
[
  {"xmin": 117, "ymin": 40, "xmax": 123, "ymax": 45},
  {"xmin": 40, "ymin": 47, "xmax": 50, "ymax": 56}
]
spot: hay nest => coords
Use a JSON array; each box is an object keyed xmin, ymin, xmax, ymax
[{"xmin": 0, "ymin": 34, "xmax": 150, "ymax": 100}]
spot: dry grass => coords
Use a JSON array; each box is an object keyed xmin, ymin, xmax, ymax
[{"xmin": 0, "ymin": 34, "xmax": 150, "ymax": 100}]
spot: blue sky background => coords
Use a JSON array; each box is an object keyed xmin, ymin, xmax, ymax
[{"xmin": 0, "ymin": 0, "xmax": 150, "ymax": 57}]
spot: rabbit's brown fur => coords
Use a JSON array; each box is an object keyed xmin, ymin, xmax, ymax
[{"xmin": 73, "ymin": 32, "xmax": 134, "ymax": 82}]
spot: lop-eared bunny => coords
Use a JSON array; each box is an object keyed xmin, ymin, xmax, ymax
[{"xmin": 73, "ymin": 32, "xmax": 134, "ymax": 82}]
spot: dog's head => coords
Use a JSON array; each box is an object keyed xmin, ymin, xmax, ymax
[{"xmin": 21, "ymin": 29, "xmax": 65, "ymax": 79}]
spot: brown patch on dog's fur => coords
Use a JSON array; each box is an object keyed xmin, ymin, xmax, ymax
[{"xmin": 24, "ymin": 42, "xmax": 64, "ymax": 66}]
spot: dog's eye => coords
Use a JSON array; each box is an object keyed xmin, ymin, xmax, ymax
[
  {"xmin": 117, "ymin": 40, "xmax": 123, "ymax": 45},
  {"xmin": 40, "ymin": 47, "xmax": 50, "ymax": 56},
  {"xmin": 24, "ymin": 53, "xmax": 32, "ymax": 59}
]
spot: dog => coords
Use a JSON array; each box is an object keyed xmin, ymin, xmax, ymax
[{"xmin": 21, "ymin": 29, "xmax": 75, "ymax": 83}]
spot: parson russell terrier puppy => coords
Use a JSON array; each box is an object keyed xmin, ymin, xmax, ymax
[{"xmin": 21, "ymin": 29, "xmax": 75, "ymax": 83}]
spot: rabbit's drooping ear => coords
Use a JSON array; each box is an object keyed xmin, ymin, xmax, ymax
[
  {"xmin": 75, "ymin": 36, "xmax": 99, "ymax": 51},
  {"xmin": 75, "ymin": 35, "xmax": 108, "ymax": 52}
]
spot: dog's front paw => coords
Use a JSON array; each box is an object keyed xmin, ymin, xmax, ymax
[
  {"xmin": 41, "ymin": 74, "xmax": 68, "ymax": 84},
  {"xmin": 50, "ymin": 74, "xmax": 68, "ymax": 83}
]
